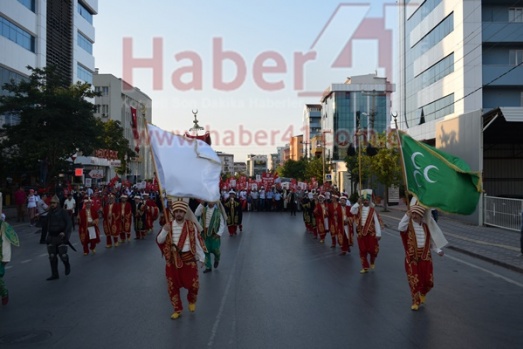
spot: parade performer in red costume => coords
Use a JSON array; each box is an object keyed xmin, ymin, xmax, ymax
[
  {"xmin": 350, "ymin": 190, "xmax": 383, "ymax": 273},
  {"xmin": 398, "ymin": 202, "xmax": 447, "ymax": 310},
  {"xmin": 103, "ymin": 193, "xmax": 121, "ymax": 248},
  {"xmin": 119, "ymin": 195, "xmax": 133, "ymax": 242},
  {"xmin": 78, "ymin": 199, "xmax": 101, "ymax": 255},
  {"xmin": 144, "ymin": 193, "xmax": 159, "ymax": 235},
  {"xmin": 156, "ymin": 199, "xmax": 206, "ymax": 320},
  {"xmin": 328, "ymin": 194, "xmax": 342, "ymax": 249},
  {"xmin": 313, "ymin": 194, "xmax": 329, "ymax": 243},
  {"xmin": 338, "ymin": 195, "xmax": 354, "ymax": 255}
]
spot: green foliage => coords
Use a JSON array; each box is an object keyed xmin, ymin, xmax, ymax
[
  {"xmin": 280, "ymin": 158, "xmax": 307, "ymax": 180},
  {"xmin": 95, "ymin": 119, "xmax": 134, "ymax": 175},
  {"xmin": 345, "ymin": 149, "xmax": 372, "ymax": 189},
  {"xmin": 0, "ymin": 66, "xmax": 101, "ymax": 183},
  {"xmin": 344, "ymin": 132, "xmax": 402, "ymax": 208},
  {"xmin": 304, "ymin": 156, "xmax": 323, "ymax": 183}
]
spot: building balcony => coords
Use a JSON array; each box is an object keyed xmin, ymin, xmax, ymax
[
  {"xmin": 483, "ymin": 64, "xmax": 523, "ymax": 86},
  {"xmin": 482, "ymin": 22, "xmax": 523, "ymax": 43}
]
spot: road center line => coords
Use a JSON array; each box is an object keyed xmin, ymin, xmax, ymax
[{"xmin": 207, "ymin": 213, "xmax": 248, "ymax": 347}]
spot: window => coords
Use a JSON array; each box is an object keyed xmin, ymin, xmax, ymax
[
  {"xmin": 17, "ymin": 0, "xmax": 36, "ymax": 12},
  {"xmin": 415, "ymin": 53, "xmax": 454, "ymax": 90},
  {"xmin": 77, "ymin": 31, "xmax": 93, "ymax": 54},
  {"xmin": 77, "ymin": 64, "xmax": 93, "ymax": 84},
  {"xmin": 102, "ymin": 86, "xmax": 109, "ymax": 96},
  {"xmin": 0, "ymin": 66, "xmax": 27, "ymax": 97},
  {"xmin": 0, "ymin": 17, "xmax": 35, "ymax": 52},
  {"xmin": 102, "ymin": 105, "xmax": 109, "ymax": 114},
  {"xmin": 509, "ymin": 50, "xmax": 523, "ymax": 66},
  {"xmin": 509, "ymin": 8, "xmax": 523, "ymax": 22},
  {"xmin": 78, "ymin": 1, "xmax": 93, "ymax": 24}
]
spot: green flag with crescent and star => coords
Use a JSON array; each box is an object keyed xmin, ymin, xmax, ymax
[{"xmin": 399, "ymin": 132, "xmax": 482, "ymax": 215}]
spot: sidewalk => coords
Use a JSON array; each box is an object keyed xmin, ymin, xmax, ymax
[{"xmin": 378, "ymin": 202, "xmax": 523, "ymax": 274}]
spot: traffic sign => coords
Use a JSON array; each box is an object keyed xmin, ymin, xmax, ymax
[{"xmin": 89, "ymin": 169, "xmax": 104, "ymax": 179}]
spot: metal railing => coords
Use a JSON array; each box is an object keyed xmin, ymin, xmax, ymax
[{"xmin": 483, "ymin": 195, "xmax": 523, "ymax": 232}]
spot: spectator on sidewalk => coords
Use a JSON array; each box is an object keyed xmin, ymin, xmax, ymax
[
  {"xmin": 1, "ymin": 213, "xmax": 19, "ymax": 305},
  {"xmin": 36, "ymin": 194, "xmax": 49, "ymax": 244},
  {"xmin": 63, "ymin": 193, "xmax": 76, "ymax": 230},
  {"xmin": 14, "ymin": 187, "xmax": 27, "ymax": 222},
  {"xmin": 27, "ymin": 189, "xmax": 38, "ymax": 226}
]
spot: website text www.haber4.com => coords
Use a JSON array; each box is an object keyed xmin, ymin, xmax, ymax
[{"xmin": 139, "ymin": 125, "xmax": 399, "ymax": 148}]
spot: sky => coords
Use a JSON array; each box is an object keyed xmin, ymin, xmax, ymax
[{"xmin": 93, "ymin": 0, "xmax": 399, "ymax": 162}]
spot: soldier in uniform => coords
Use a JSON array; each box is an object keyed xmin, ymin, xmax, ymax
[{"xmin": 45, "ymin": 195, "xmax": 72, "ymax": 280}]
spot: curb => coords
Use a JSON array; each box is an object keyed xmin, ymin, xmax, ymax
[{"xmin": 447, "ymin": 245, "xmax": 523, "ymax": 274}]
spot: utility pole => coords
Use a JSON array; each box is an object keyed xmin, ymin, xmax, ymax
[
  {"xmin": 362, "ymin": 89, "xmax": 385, "ymax": 138},
  {"xmin": 301, "ymin": 141, "xmax": 310, "ymax": 159},
  {"xmin": 322, "ymin": 137, "xmax": 325, "ymax": 184}
]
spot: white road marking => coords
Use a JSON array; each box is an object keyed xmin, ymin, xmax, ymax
[
  {"xmin": 207, "ymin": 214, "xmax": 249, "ymax": 347},
  {"xmin": 445, "ymin": 254, "xmax": 523, "ymax": 288},
  {"xmin": 20, "ymin": 259, "xmax": 32, "ymax": 264}
]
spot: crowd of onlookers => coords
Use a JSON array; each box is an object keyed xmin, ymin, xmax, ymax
[
  {"xmin": 221, "ymin": 186, "xmax": 347, "ymax": 214},
  {"xmin": 12, "ymin": 185, "xmax": 163, "ymax": 226}
]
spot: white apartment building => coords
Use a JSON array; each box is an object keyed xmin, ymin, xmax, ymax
[
  {"xmin": 92, "ymin": 72, "xmax": 153, "ymax": 183},
  {"xmin": 1, "ymin": 0, "xmax": 98, "ymax": 126},
  {"xmin": 398, "ymin": 0, "xmax": 523, "ymax": 224},
  {"xmin": 217, "ymin": 152, "xmax": 234, "ymax": 176}
]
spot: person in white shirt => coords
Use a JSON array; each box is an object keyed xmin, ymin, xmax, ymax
[
  {"xmin": 37, "ymin": 194, "xmax": 50, "ymax": 244},
  {"xmin": 250, "ymin": 189, "xmax": 259, "ymax": 211},
  {"xmin": 194, "ymin": 201, "xmax": 226, "ymax": 273},
  {"xmin": 156, "ymin": 199, "xmax": 206, "ymax": 320},
  {"xmin": 398, "ymin": 203, "xmax": 447, "ymax": 311},
  {"xmin": 26, "ymin": 189, "xmax": 38, "ymax": 226},
  {"xmin": 1, "ymin": 215, "xmax": 19, "ymax": 305},
  {"xmin": 63, "ymin": 193, "xmax": 76, "ymax": 229}
]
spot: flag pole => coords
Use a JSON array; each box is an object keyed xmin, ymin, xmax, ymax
[
  {"xmin": 137, "ymin": 102, "xmax": 171, "ymax": 223},
  {"xmin": 358, "ymin": 129, "xmax": 362, "ymax": 196},
  {"xmin": 393, "ymin": 113, "xmax": 411, "ymax": 211}
]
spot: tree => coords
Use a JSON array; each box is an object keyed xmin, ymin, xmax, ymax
[
  {"xmin": 345, "ymin": 150, "xmax": 372, "ymax": 194},
  {"xmin": 367, "ymin": 132, "xmax": 402, "ymax": 211},
  {"xmin": 280, "ymin": 158, "xmax": 307, "ymax": 180},
  {"xmin": 304, "ymin": 156, "xmax": 323, "ymax": 183},
  {"xmin": 0, "ymin": 66, "xmax": 101, "ymax": 185},
  {"xmin": 95, "ymin": 119, "xmax": 134, "ymax": 175}
]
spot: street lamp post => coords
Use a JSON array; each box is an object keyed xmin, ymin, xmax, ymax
[
  {"xmin": 322, "ymin": 140, "xmax": 325, "ymax": 183},
  {"xmin": 321, "ymin": 130, "xmax": 332, "ymax": 184}
]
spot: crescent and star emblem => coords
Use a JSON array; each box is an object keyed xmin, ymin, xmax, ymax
[{"xmin": 411, "ymin": 152, "xmax": 439, "ymax": 187}]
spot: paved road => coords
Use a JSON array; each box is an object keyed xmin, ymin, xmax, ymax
[{"xmin": 1, "ymin": 211, "xmax": 523, "ymax": 348}]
